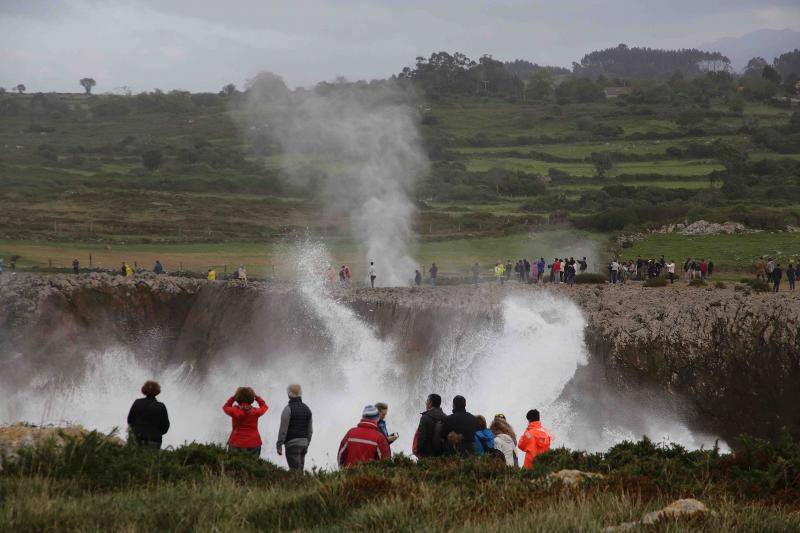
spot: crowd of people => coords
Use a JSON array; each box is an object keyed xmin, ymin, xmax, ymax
[
  {"xmin": 754, "ymin": 257, "xmax": 797, "ymax": 293},
  {"xmin": 126, "ymin": 381, "xmax": 552, "ymax": 472}
]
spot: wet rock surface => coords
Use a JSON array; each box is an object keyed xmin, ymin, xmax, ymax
[{"xmin": 2, "ymin": 273, "xmax": 799, "ymax": 442}]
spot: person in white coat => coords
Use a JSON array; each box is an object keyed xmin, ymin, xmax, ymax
[{"xmin": 490, "ymin": 414, "xmax": 518, "ymax": 467}]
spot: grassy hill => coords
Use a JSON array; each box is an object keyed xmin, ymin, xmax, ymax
[{"xmin": 1, "ymin": 89, "xmax": 799, "ymax": 274}]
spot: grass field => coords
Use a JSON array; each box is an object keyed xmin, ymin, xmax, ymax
[
  {"xmin": 1, "ymin": 91, "xmax": 798, "ymax": 269},
  {"xmin": 2, "ymin": 432, "xmax": 800, "ymax": 532},
  {"xmin": 624, "ymin": 232, "xmax": 800, "ymax": 270},
  {"xmin": 0, "ymin": 230, "xmax": 607, "ymax": 279}
]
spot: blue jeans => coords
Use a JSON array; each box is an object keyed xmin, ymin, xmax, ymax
[{"xmin": 611, "ymin": 271, "xmax": 618, "ymax": 284}]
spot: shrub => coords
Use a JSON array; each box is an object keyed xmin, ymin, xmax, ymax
[
  {"xmin": 689, "ymin": 279, "xmax": 707, "ymax": 287},
  {"xmin": 574, "ymin": 273, "xmax": 606, "ymax": 284},
  {"xmin": 741, "ymin": 279, "xmax": 770, "ymax": 292},
  {"xmin": 644, "ymin": 277, "xmax": 667, "ymax": 287},
  {"xmin": 715, "ymin": 281, "xmax": 727, "ymax": 289},
  {"xmin": 141, "ymin": 149, "xmax": 164, "ymax": 170}
]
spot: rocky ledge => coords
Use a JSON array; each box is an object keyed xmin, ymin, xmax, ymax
[{"xmin": 2, "ymin": 273, "xmax": 799, "ymax": 442}]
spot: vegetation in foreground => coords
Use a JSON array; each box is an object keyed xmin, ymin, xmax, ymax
[{"xmin": 2, "ymin": 431, "xmax": 800, "ymax": 531}]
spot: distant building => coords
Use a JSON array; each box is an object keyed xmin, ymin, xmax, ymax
[{"xmin": 603, "ymin": 87, "xmax": 631, "ymax": 99}]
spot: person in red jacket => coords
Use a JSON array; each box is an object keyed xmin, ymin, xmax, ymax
[
  {"xmin": 337, "ymin": 405, "xmax": 391, "ymax": 468},
  {"xmin": 223, "ymin": 387, "xmax": 268, "ymax": 456},
  {"xmin": 517, "ymin": 409, "xmax": 552, "ymax": 469}
]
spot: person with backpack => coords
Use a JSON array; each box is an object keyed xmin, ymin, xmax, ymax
[
  {"xmin": 223, "ymin": 387, "xmax": 268, "ymax": 456},
  {"xmin": 473, "ymin": 415, "xmax": 496, "ymax": 456},
  {"xmin": 413, "ymin": 393, "xmax": 446, "ymax": 458},
  {"xmin": 490, "ymin": 414, "xmax": 518, "ymax": 467},
  {"xmin": 127, "ymin": 380, "xmax": 170, "ymax": 449},
  {"xmin": 518, "ymin": 409, "xmax": 552, "ymax": 469},
  {"xmin": 442, "ymin": 395, "xmax": 480, "ymax": 457},
  {"xmin": 337, "ymin": 405, "xmax": 390, "ymax": 467},
  {"xmin": 276, "ymin": 383, "xmax": 312, "ymax": 471}
]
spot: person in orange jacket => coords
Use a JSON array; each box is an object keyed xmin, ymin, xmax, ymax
[{"xmin": 517, "ymin": 409, "xmax": 552, "ymax": 469}]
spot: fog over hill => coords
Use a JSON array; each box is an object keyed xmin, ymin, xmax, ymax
[{"xmin": 699, "ymin": 28, "xmax": 800, "ymax": 71}]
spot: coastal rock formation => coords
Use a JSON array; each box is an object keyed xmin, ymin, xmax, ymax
[{"xmin": 2, "ymin": 274, "xmax": 799, "ymax": 443}]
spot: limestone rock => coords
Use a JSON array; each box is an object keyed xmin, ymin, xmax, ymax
[{"xmin": 548, "ymin": 469, "xmax": 604, "ymax": 486}]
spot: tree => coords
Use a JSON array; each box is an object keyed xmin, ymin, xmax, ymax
[
  {"xmin": 713, "ymin": 140, "xmax": 748, "ymax": 174},
  {"xmin": 79, "ymin": 78, "xmax": 96, "ymax": 95},
  {"xmin": 14, "ymin": 84, "xmax": 25, "ymax": 94},
  {"xmin": 590, "ymin": 152, "xmax": 614, "ymax": 177},
  {"xmin": 141, "ymin": 149, "xmax": 163, "ymax": 170},
  {"xmin": 220, "ymin": 83, "xmax": 237, "ymax": 97},
  {"xmin": 762, "ymin": 65, "xmax": 781, "ymax": 85},
  {"xmin": 245, "ymin": 71, "xmax": 289, "ymax": 102},
  {"xmin": 728, "ymin": 93, "xmax": 745, "ymax": 114},
  {"xmin": 744, "ymin": 57, "xmax": 768, "ymax": 78},
  {"xmin": 0, "ymin": 87, "xmax": 5, "ymax": 94}
]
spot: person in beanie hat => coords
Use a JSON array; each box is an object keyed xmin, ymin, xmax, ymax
[{"xmin": 337, "ymin": 405, "xmax": 391, "ymax": 468}]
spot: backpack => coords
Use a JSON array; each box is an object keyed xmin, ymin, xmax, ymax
[
  {"xmin": 486, "ymin": 447, "xmax": 506, "ymax": 462},
  {"xmin": 432, "ymin": 418, "xmax": 445, "ymax": 455}
]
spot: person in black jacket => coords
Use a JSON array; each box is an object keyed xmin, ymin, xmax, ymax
[
  {"xmin": 773, "ymin": 263, "xmax": 783, "ymax": 293},
  {"xmin": 276, "ymin": 383, "xmax": 313, "ymax": 471},
  {"xmin": 414, "ymin": 393, "xmax": 446, "ymax": 458},
  {"xmin": 127, "ymin": 381, "xmax": 170, "ymax": 449},
  {"xmin": 442, "ymin": 395, "xmax": 480, "ymax": 457}
]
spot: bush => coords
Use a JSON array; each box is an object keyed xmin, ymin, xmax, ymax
[
  {"xmin": 741, "ymin": 278, "xmax": 770, "ymax": 292},
  {"xmin": 644, "ymin": 277, "xmax": 667, "ymax": 287},
  {"xmin": 141, "ymin": 149, "xmax": 164, "ymax": 170},
  {"xmin": 689, "ymin": 279, "xmax": 707, "ymax": 287},
  {"xmin": 574, "ymin": 273, "xmax": 606, "ymax": 284},
  {"xmin": 715, "ymin": 281, "xmax": 727, "ymax": 289}
]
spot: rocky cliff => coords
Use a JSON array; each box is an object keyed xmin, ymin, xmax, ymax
[{"xmin": 2, "ymin": 273, "xmax": 798, "ymax": 443}]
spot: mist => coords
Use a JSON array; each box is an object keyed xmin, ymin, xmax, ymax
[{"xmin": 242, "ymin": 82, "xmax": 428, "ymax": 286}]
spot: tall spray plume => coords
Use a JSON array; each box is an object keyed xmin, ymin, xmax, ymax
[{"xmin": 244, "ymin": 79, "xmax": 428, "ymax": 286}]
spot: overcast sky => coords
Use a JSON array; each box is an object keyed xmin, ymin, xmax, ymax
[{"xmin": 1, "ymin": 0, "xmax": 798, "ymax": 93}]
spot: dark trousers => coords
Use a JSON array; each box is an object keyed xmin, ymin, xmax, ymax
[
  {"xmin": 286, "ymin": 445, "xmax": 308, "ymax": 471},
  {"xmin": 790, "ymin": 279, "xmax": 796, "ymax": 291},
  {"xmin": 133, "ymin": 436, "xmax": 161, "ymax": 450},
  {"xmin": 370, "ymin": 275, "xmax": 376, "ymax": 288},
  {"xmin": 774, "ymin": 281, "xmax": 781, "ymax": 293},
  {"xmin": 229, "ymin": 446, "xmax": 261, "ymax": 457}
]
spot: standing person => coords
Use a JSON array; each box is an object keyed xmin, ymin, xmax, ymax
[
  {"xmin": 339, "ymin": 266, "xmax": 346, "ymax": 286},
  {"xmin": 700, "ymin": 259, "xmax": 708, "ymax": 280},
  {"xmin": 337, "ymin": 405, "xmax": 390, "ymax": 468},
  {"xmin": 683, "ymin": 258, "xmax": 691, "ymax": 282},
  {"xmin": 429, "ymin": 263, "xmax": 438, "ymax": 287},
  {"xmin": 127, "ymin": 380, "xmax": 170, "ymax": 449},
  {"xmin": 344, "ymin": 265, "xmax": 352, "ymax": 286},
  {"xmin": 518, "ymin": 409, "xmax": 552, "ymax": 469},
  {"xmin": 772, "ymin": 263, "xmax": 783, "ymax": 293},
  {"xmin": 237, "ymin": 265, "xmax": 247, "ymax": 282},
  {"xmin": 413, "ymin": 393, "xmax": 446, "ymax": 458},
  {"xmin": 505, "ymin": 260, "xmax": 513, "ymax": 282},
  {"xmin": 368, "ymin": 262, "xmax": 376, "ymax": 288},
  {"xmin": 490, "ymin": 414, "xmax": 518, "ymax": 467},
  {"xmin": 207, "ymin": 268, "xmax": 217, "ymax": 281},
  {"xmin": 125, "ymin": 263, "xmax": 133, "ymax": 277},
  {"xmin": 154, "ymin": 260, "xmax": 164, "ymax": 275},
  {"xmin": 473, "ymin": 415, "xmax": 495, "ymax": 456},
  {"xmin": 494, "ymin": 261, "xmax": 505, "ymax": 285},
  {"xmin": 223, "ymin": 387, "xmax": 268, "ymax": 457},
  {"xmin": 514, "ymin": 260, "xmax": 522, "ymax": 282},
  {"xmin": 374, "ymin": 402, "xmax": 399, "ymax": 446},
  {"xmin": 554, "ymin": 258, "xmax": 562, "ymax": 283},
  {"xmin": 276, "ymin": 384, "xmax": 312, "ymax": 471},
  {"xmin": 610, "ymin": 259, "xmax": 620, "ymax": 284},
  {"xmin": 0, "ymin": 257, "xmax": 3, "ymax": 274},
  {"xmin": 442, "ymin": 395, "xmax": 480, "ymax": 457},
  {"xmin": 72, "ymin": 258, "xmax": 80, "ymax": 274},
  {"xmin": 524, "ymin": 258, "xmax": 531, "ymax": 282},
  {"xmin": 414, "ymin": 269, "xmax": 422, "ymax": 286},
  {"xmin": 787, "ymin": 263, "xmax": 796, "ymax": 291},
  {"xmin": 537, "ymin": 257, "xmax": 545, "ymax": 282},
  {"xmin": 666, "ymin": 260, "xmax": 676, "ymax": 284},
  {"xmin": 566, "ymin": 259, "xmax": 576, "ymax": 286},
  {"xmin": 578, "ymin": 256, "xmax": 588, "ymax": 273},
  {"xmin": 707, "ymin": 259, "xmax": 714, "ymax": 278},
  {"xmin": 766, "ymin": 258, "xmax": 775, "ymax": 284},
  {"xmin": 471, "ymin": 262, "xmax": 480, "ymax": 286}
]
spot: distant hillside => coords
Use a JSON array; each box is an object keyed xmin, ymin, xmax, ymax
[{"xmin": 699, "ymin": 28, "xmax": 800, "ymax": 72}]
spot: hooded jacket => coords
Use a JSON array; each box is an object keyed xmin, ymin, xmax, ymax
[
  {"xmin": 493, "ymin": 433, "xmax": 517, "ymax": 466},
  {"xmin": 223, "ymin": 396, "xmax": 268, "ymax": 448},
  {"xmin": 337, "ymin": 419, "xmax": 391, "ymax": 467},
  {"xmin": 414, "ymin": 406, "xmax": 446, "ymax": 457},
  {"xmin": 127, "ymin": 396, "xmax": 170, "ymax": 443},
  {"xmin": 442, "ymin": 408, "xmax": 480, "ymax": 456},
  {"xmin": 473, "ymin": 428, "xmax": 495, "ymax": 455},
  {"xmin": 518, "ymin": 421, "xmax": 552, "ymax": 469}
]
